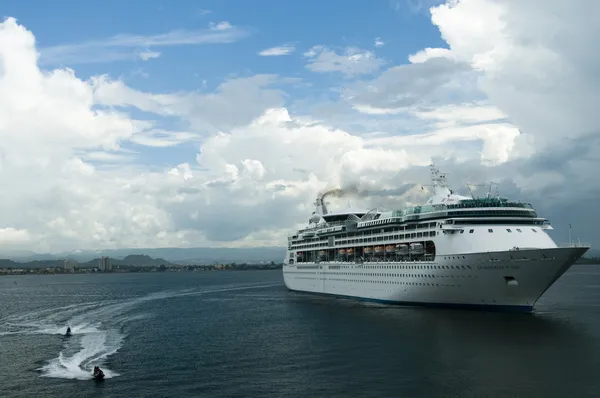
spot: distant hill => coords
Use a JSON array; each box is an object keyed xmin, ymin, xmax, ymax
[
  {"xmin": 0, "ymin": 258, "xmax": 66, "ymax": 269},
  {"xmin": 78, "ymin": 254, "xmax": 175, "ymax": 268},
  {"xmin": 0, "ymin": 254, "xmax": 175, "ymax": 269},
  {"xmin": 0, "ymin": 247, "xmax": 287, "ymax": 265}
]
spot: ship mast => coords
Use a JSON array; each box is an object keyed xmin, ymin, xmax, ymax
[{"xmin": 429, "ymin": 164, "xmax": 452, "ymax": 197}]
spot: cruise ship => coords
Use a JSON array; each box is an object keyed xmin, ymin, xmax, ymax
[{"xmin": 282, "ymin": 165, "xmax": 590, "ymax": 312}]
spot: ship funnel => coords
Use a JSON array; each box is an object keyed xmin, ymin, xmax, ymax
[{"xmin": 314, "ymin": 197, "xmax": 328, "ymax": 215}]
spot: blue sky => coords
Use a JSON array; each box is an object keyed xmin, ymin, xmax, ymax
[{"xmin": 5, "ymin": 0, "xmax": 446, "ymax": 90}]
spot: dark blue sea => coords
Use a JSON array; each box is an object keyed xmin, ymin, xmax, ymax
[{"xmin": 1, "ymin": 265, "xmax": 600, "ymax": 397}]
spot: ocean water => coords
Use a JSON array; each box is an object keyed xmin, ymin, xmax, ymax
[{"xmin": 1, "ymin": 265, "xmax": 600, "ymax": 397}]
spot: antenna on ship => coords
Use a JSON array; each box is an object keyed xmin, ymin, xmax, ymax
[
  {"xmin": 428, "ymin": 163, "xmax": 452, "ymax": 198},
  {"xmin": 466, "ymin": 183, "xmax": 476, "ymax": 199}
]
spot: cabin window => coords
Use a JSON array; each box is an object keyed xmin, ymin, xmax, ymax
[
  {"xmin": 532, "ymin": 229, "xmax": 537, "ymax": 233},
  {"xmin": 469, "ymin": 229, "xmax": 474, "ymax": 233},
  {"xmin": 516, "ymin": 229, "xmax": 522, "ymax": 232},
  {"xmin": 488, "ymin": 229, "xmax": 493, "ymax": 233},
  {"xmin": 506, "ymin": 229, "xmax": 512, "ymax": 233}
]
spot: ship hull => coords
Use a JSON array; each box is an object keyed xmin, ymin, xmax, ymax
[{"xmin": 282, "ymin": 246, "xmax": 588, "ymax": 312}]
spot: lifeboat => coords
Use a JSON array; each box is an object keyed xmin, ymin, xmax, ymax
[
  {"xmin": 395, "ymin": 244, "xmax": 408, "ymax": 255},
  {"xmin": 409, "ymin": 243, "xmax": 425, "ymax": 255},
  {"xmin": 374, "ymin": 246, "xmax": 384, "ymax": 255},
  {"xmin": 346, "ymin": 248, "xmax": 354, "ymax": 255},
  {"xmin": 338, "ymin": 249, "xmax": 347, "ymax": 256},
  {"xmin": 363, "ymin": 247, "xmax": 373, "ymax": 255},
  {"xmin": 318, "ymin": 250, "xmax": 327, "ymax": 259},
  {"xmin": 385, "ymin": 245, "xmax": 395, "ymax": 254}
]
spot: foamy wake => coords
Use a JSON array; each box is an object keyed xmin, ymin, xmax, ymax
[{"xmin": 0, "ymin": 282, "xmax": 277, "ymax": 380}]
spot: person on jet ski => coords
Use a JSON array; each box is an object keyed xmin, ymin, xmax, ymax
[{"xmin": 65, "ymin": 327, "xmax": 71, "ymax": 336}]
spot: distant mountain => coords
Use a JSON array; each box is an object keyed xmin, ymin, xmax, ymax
[
  {"xmin": 0, "ymin": 258, "xmax": 66, "ymax": 269},
  {"xmin": 78, "ymin": 254, "xmax": 175, "ymax": 268},
  {"xmin": 0, "ymin": 246, "xmax": 287, "ymax": 265},
  {"xmin": 0, "ymin": 254, "xmax": 176, "ymax": 269}
]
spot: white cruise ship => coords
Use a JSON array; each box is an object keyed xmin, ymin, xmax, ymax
[{"xmin": 282, "ymin": 165, "xmax": 590, "ymax": 312}]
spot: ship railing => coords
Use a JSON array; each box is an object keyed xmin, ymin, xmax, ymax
[{"xmin": 298, "ymin": 221, "xmax": 346, "ymax": 232}]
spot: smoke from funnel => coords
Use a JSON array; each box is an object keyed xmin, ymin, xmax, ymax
[
  {"xmin": 319, "ymin": 186, "xmax": 359, "ymax": 202},
  {"xmin": 319, "ymin": 183, "xmax": 419, "ymax": 203}
]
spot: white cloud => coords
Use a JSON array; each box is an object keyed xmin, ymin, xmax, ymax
[
  {"xmin": 92, "ymin": 73, "xmax": 291, "ymax": 133},
  {"xmin": 374, "ymin": 37, "xmax": 385, "ymax": 47},
  {"xmin": 412, "ymin": 102, "xmax": 507, "ymax": 127},
  {"xmin": 344, "ymin": 56, "xmax": 474, "ymax": 112},
  {"xmin": 0, "ymin": 228, "xmax": 32, "ymax": 246},
  {"xmin": 80, "ymin": 150, "xmax": 136, "ymax": 163},
  {"xmin": 40, "ymin": 21, "xmax": 248, "ymax": 65},
  {"xmin": 137, "ymin": 50, "xmax": 161, "ymax": 61},
  {"xmin": 210, "ymin": 21, "xmax": 233, "ymax": 31},
  {"xmin": 198, "ymin": 9, "xmax": 212, "ymax": 16},
  {"xmin": 258, "ymin": 45, "xmax": 295, "ymax": 56},
  {"xmin": 352, "ymin": 105, "xmax": 405, "ymax": 115},
  {"xmin": 304, "ymin": 45, "xmax": 385, "ymax": 77},
  {"xmin": 429, "ymin": 0, "xmax": 600, "ymax": 151},
  {"xmin": 408, "ymin": 47, "xmax": 453, "ymax": 63},
  {"xmin": 169, "ymin": 163, "xmax": 194, "ymax": 180},
  {"xmin": 130, "ymin": 130, "xmax": 200, "ymax": 148}
]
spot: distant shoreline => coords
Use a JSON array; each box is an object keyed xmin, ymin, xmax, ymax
[
  {"xmin": 2, "ymin": 257, "xmax": 597, "ymax": 277},
  {"xmin": 0, "ymin": 262, "xmax": 283, "ymax": 276}
]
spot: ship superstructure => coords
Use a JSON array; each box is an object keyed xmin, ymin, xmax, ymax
[{"xmin": 282, "ymin": 165, "xmax": 589, "ymax": 312}]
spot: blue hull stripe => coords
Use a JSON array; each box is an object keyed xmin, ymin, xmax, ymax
[{"xmin": 288, "ymin": 288, "xmax": 534, "ymax": 313}]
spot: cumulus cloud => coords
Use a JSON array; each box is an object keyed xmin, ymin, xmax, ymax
[
  {"xmin": 304, "ymin": 45, "xmax": 385, "ymax": 77},
  {"xmin": 408, "ymin": 47, "xmax": 453, "ymax": 63},
  {"xmin": 0, "ymin": 17, "xmax": 211, "ymax": 252}
]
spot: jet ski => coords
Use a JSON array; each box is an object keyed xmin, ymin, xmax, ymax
[
  {"xmin": 64, "ymin": 327, "xmax": 72, "ymax": 337},
  {"xmin": 93, "ymin": 366, "xmax": 105, "ymax": 381}
]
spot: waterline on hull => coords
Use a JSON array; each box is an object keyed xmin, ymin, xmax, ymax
[{"xmin": 286, "ymin": 288, "xmax": 534, "ymax": 313}]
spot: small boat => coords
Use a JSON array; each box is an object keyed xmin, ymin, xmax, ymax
[{"xmin": 64, "ymin": 327, "xmax": 72, "ymax": 337}]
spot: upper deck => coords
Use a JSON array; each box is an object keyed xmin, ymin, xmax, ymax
[{"xmin": 290, "ymin": 165, "xmax": 546, "ymax": 241}]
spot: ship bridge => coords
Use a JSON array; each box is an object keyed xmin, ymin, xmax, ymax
[{"xmin": 321, "ymin": 208, "xmax": 371, "ymax": 223}]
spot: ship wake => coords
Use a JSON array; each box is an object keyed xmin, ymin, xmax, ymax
[{"xmin": 0, "ymin": 282, "xmax": 277, "ymax": 380}]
